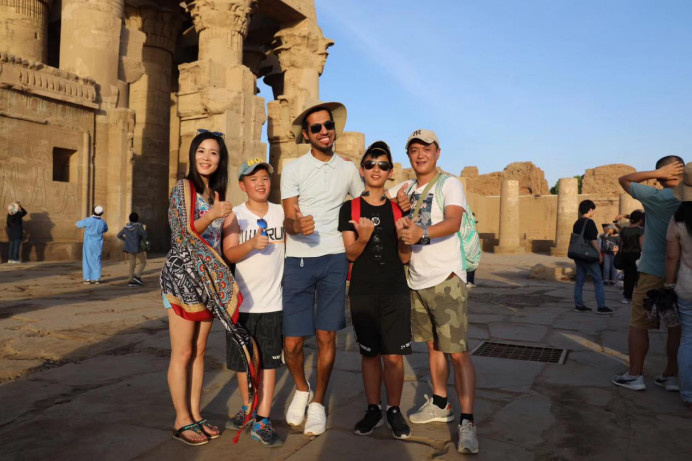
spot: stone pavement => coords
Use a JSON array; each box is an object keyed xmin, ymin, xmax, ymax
[{"xmin": 1, "ymin": 253, "xmax": 690, "ymax": 460}]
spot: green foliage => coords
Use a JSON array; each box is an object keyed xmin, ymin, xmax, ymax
[{"xmin": 550, "ymin": 175, "xmax": 583, "ymax": 194}]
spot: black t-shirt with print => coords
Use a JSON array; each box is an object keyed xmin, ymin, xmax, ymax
[
  {"xmin": 573, "ymin": 218, "xmax": 598, "ymax": 242},
  {"xmin": 338, "ymin": 198, "xmax": 408, "ymax": 295}
]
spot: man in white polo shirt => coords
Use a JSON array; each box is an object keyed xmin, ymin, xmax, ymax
[{"xmin": 281, "ymin": 101, "xmax": 364, "ymax": 436}]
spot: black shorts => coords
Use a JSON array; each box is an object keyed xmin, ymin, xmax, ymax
[
  {"xmin": 349, "ymin": 293, "xmax": 412, "ymax": 357},
  {"xmin": 226, "ymin": 311, "xmax": 283, "ymax": 371}
]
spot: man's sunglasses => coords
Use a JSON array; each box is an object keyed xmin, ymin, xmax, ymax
[
  {"xmin": 362, "ymin": 160, "xmax": 392, "ymax": 171},
  {"xmin": 197, "ymin": 128, "xmax": 225, "ymax": 139},
  {"xmin": 308, "ymin": 120, "xmax": 335, "ymax": 134}
]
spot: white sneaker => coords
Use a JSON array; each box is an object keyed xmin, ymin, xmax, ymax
[
  {"xmin": 611, "ymin": 371, "xmax": 646, "ymax": 391},
  {"xmin": 621, "ymin": 297, "xmax": 631, "ymax": 304},
  {"xmin": 286, "ymin": 384, "xmax": 313, "ymax": 426},
  {"xmin": 654, "ymin": 375, "xmax": 680, "ymax": 392},
  {"xmin": 304, "ymin": 402, "xmax": 327, "ymax": 436},
  {"xmin": 457, "ymin": 419, "xmax": 479, "ymax": 454},
  {"xmin": 409, "ymin": 394, "xmax": 454, "ymax": 424},
  {"xmin": 466, "ymin": 282, "xmax": 476, "ymax": 288}
]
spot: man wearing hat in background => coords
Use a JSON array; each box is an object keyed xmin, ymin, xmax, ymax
[
  {"xmin": 613, "ymin": 155, "xmax": 685, "ymax": 392},
  {"xmin": 389, "ymin": 129, "xmax": 479, "ymax": 454},
  {"xmin": 280, "ymin": 101, "xmax": 363, "ymax": 436},
  {"xmin": 76, "ymin": 205, "xmax": 108, "ymax": 285}
]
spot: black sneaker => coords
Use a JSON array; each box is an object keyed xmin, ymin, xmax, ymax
[
  {"xmin": 132, "ymin": 276, "xmax": 144, "ymax": 286},
  {"xmin": 353, "ymin": 405, "xmax": 383, "ymax": 435},
  {"xmin": 597, "ymin": 307, "xmax": 614, "ymax": 315},
  {"xmin": 386, "ymin": 406, "xmax": 411, "ymax": 439},
  {"xmin": 574, "ymin": 305, "xmax": 592, "ymax": 312}
]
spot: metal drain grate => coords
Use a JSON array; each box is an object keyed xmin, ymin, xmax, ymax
[{"xmin": 471, "ymin": 341, "xmax": 567, "ymax": 364}]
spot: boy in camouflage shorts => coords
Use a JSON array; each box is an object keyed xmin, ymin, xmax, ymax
[{"xmin": 392, "ymin": 129, "xmax": 478, "ymax": 454}]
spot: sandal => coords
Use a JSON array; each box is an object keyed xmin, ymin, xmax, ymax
[
  {"xmin": 196, "ymin": 419, "xmax": 220, "ymax": 439},
  {"xmin": 172, "ymin": 422, "xmax": 209, "ymax": 446}
]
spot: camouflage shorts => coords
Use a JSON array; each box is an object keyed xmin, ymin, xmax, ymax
[{"xmin": 411, "ymin": 275, "xmax": 468, "ymax": 353}]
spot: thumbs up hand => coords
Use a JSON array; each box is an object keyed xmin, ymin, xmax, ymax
[
  {"xmin": 396, "ymin": 187, "xmax": 412, "ymax": 213},
  {"xmin": 211, "ymin": 191, "xmax": 233, "ymax": 219},
  {"xmin": 349, "ymin": 217, "xmax": 375, "ymax": 241},
  {"xmin": 293, "ymin": 204, "xmax": 315, "ymax": 236},
  {"xmin": 397, "ymin": 216, "xmax": 423, "ymax": 245}
]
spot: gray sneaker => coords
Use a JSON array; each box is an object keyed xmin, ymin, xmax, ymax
[
  {"xmin": 654, "ymin": 374, "xmax": 680, "ymax": 392},
  {"xmin": 457, "ymin": 419, "xmax": 479, "ymax": 454},
  {"xmin": 409, "ymin": 394, "xmax": 454, "ymax": 424},
  {"xmin": 611, "ymin": 371, "xmax": 646, "ymax": 391}
]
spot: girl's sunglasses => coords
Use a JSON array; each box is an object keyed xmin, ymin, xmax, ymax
[
  {"xmin": 362, "ymin": 160, "xmax": 392, "ymax": 171},
  {"xmin": 308, "ymin": 120, "xmax": 335, "ymax": 134},
  {"xmin": 197, "ymin": 128, "xmax": 225, "ymax": 139}
]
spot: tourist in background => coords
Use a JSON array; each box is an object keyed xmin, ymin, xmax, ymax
[
  {"xmin": 6, "ymin": 201, "xmax": 27, "ymax": 263},
  {"xmin": 665, "ymin": 162, "xmax": 692, "ymax": 410},
  {"xmin": 612, "ymin": 155, "xmax": 684, "ymax": 391},
  {"xmin": 618, "ymin": 210, "xmax": 645, "ymax": 304},
  {"xmin": 598, "ymin": 224, "xmax": 619, "ymax": 285},
  {"xmin": 76, "ymin": 206, "xmax": 108, "ymax": 284},
  {"xmin": 573, "ymin": 200, "xmax": 611, "ymax": 314},
  {"xmin": 117, "ymin": 212, "xmax": 148, "ymax": 287}
]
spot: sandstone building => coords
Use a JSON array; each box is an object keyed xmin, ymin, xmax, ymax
[
  {"xmin": 0, "ymin": 0, "xmax": 347, "ymax": 260},
  {"xmin": 0, "ymin": 1, "xmax": 646, "ymax": 262}
]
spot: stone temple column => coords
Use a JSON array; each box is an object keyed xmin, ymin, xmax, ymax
[
  {"xmin": 267, "ymin": 18, "xmax": 333, "ymax": 201},
  {"xmin": 60, "ymin": 0, "xmax": 133, "ymax": 256},
  {"xmin": 128, "ymin": 6, "xmax": 179, "ymax": 252},
  {"xmin": 60, "ymin": 0, "xmax": 123, "ymax": 102},
  {"xmin": 494, "ymin": 179, "xmax": 523, "ymax": 254},
  {"xmin": 619, "ymin": 193, "xmax": 643, "ymax": 215},
  {"xmin": 550, "ymin": 177, "xmax": 579, "ymax": 256},
  {"xmin": 178, "ymin": 0, "xmax": 266, "ymax": 205},
  {"xmin": 0, "ymin": 0, "xmax": 52, "ymax": 62}
]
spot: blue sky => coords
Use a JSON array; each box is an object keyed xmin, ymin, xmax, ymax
[{"xmin": 275, "ymin": 0, "xmax": 692, "ymax": 187}]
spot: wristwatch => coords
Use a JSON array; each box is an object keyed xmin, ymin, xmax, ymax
[{"xmin": 417, "ymin": 229, "xmax": 430, "ymax": 245}]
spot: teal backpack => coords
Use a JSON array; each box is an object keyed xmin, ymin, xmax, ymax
[{"xmin": 406, "ymin": 173, "xmax": 482, "ymax": 271}]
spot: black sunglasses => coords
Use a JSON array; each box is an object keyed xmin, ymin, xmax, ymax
[
  {"xmin": 362, "ymin": 160, "xmax": 392, "ymax": 171},
  {"xmin": 197, "ymin": 128, "xmax": 225, "ymax": 139},
  {"xmin": 308, "ymin": 120, "xmax": 336, "ymax": 134}
]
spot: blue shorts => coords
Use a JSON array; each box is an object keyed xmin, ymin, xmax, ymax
[{"xmin": 282, "ymin": 254, "xmax": 348, "ymax": 336}]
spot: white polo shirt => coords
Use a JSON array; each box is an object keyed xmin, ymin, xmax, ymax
[{"xmin": 281, "ymin": 152, "xmax": 364, "ymax": 258}]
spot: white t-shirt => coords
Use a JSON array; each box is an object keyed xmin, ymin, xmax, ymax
[
  {"xmin": 281, "ymin": 152, "xmax": 364, "ymax": 258},
  {"xmin": 389, "ymin": 177, "xmax": 467, "ymax": 290},
  {"xmin": 233, "ymin": 202, "xmax": 285, "ymax": 313}
]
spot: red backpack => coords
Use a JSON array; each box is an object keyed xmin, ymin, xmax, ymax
[{"xmin": 347, "ymin": 197, "xmax": 403, "ymax": 281}]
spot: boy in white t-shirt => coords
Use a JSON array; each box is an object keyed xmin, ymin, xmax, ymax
[
  {"xmin": 222, "ymin": 158, "xmax": 285, "ymax": 447},
  {"xmin": 390, "ymin": 129, "xmax": 479, "ymax": 455}
]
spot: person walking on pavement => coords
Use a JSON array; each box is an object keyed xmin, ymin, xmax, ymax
[{"xmin": 117, "ymin": 212, "xmax": 148, "ymax": 287}]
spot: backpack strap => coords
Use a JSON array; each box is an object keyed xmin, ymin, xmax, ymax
[
  {"xmin": 390, "ymin": 200, "xmax": 403, "ymax": 222},
  {"xmin": 351, "ymin": 197, "xmax": 361, "ymax": 229}
]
